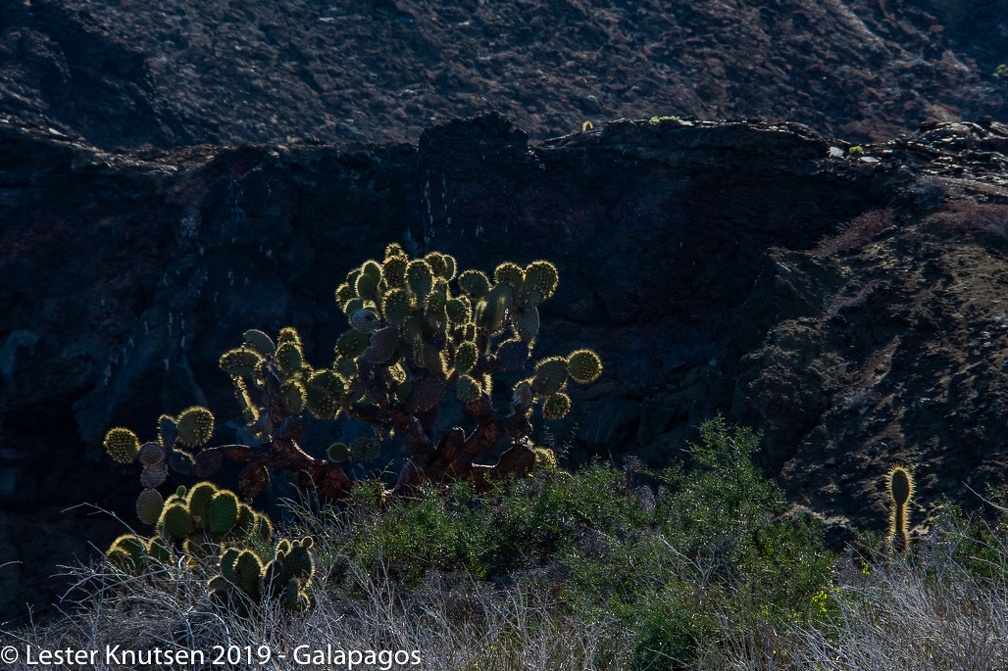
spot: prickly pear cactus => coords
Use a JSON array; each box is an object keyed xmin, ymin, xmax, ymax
[
  {"xmin": 99, "ymin": 246, "xmax": 602, "ymax": 504},
  {"xmin": 106, "ymin": 482, "xmax": 316, "ymax": 613},
  {"xmin": 209, "ymin": 535, "xmax": 316, "ymax": 614}
]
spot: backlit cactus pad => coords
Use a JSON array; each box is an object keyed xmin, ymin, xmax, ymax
[{"xmin": 104, "ymin": 427, "xmax": 141, "ymax": 464}]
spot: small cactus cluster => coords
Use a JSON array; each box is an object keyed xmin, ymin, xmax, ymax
[
  {"xmin": 100, "ymin": 245, "xmax": 602, "ymax": 501},
  {"xmin": 109, "ymin": 482, "xmax": 274, "ymax": 564},
  {"xmin": 105, "ymin": 532, "xmax": 172, "ymax": 574},
  {"xmin": 105, "ymin": 482, "xmax": 315, "ymax": 613},
  {"xmin": 209, "ymin": 536, "xmax": 315, "ymax": 613}
]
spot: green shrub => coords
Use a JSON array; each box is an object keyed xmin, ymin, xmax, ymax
[{"xmin": 293, "ymin": 414, "xmax": 836, "ymax": 667}]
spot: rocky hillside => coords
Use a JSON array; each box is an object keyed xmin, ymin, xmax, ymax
[
  {"xmin": 4, "ymin": 111, "xmax": 1008, "ymax": 623},
  {"xmin": 3, "ymin": 0, "xmax": 1008, "ymax": 627},
  {"xmin": 0, "ymin": 0, "xmax": 1005, "ymax": 150}
]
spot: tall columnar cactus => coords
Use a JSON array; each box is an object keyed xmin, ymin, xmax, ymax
[
  {"xmin": 887, "ymin": 465, "xmax": 915, "ymax": 554},
  {"xmin": 101, "ymin": 245, "xmax": 602, "ymax": 502}
]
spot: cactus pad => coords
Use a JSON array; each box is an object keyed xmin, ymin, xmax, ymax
[
  {"xmin": 275, "ymin": 341, "xmax": 304, "ymax": 376},
  {"xmin": 494, "ymin": 261, "xmax": 525, "ymax": 287},
  {"xmin": 136, "ymin": 488, "xmax": 165, "ymax": 525},
  {"xmin": 512, "ymin": 380, "xmax": 534, "ymax": 409},
  {"xmin": 232, "ymin": 550, "xmax": 264, "ymax": 598},
  {"xmin": 511, "ymin": 306, "xmax": 540, "ymax": 343},
  {"xmin": 424, "ymin": 252, "xmax": 449, "ymax": 279},
  {"xmin": 334, "ymin": 282, "xmax": 355, "ymax": 308},
  {"xmin": 426, "ymin": 280, "xmax": 449, "ymax": 310},
  {"xmin": 566, "ymin": 349, "xmax": 603, "ymax": 384},
  {"xmin": 456, "ymin": 374, "xmax": 483, "ymax": 403},
  {"xmin": 242, "ymin": 329, "xmax": 276, "ymax": 357},
  {"xmin": 219, "ymin": 347, "xmax": 264, "ymax": 378},
  {"xmin": 104, "ymin": 427, "xmax": 141, "ymax": 464},
  {"xmin": 238, "ymin": 463, "xmax": 270, "ymax": 500},
  {"xmin": 336, "ymin": 328, "xmax": 370, "ymax": 358},
  {"xmin": 147, "ymin": 537, "xmax": 172, "ymax": 563},
  {"xmin": 350, "ymin": 436, "xmax": 380, "ymax": 462},
  {"xmin": 139, "ymin": 442, "xmax": 166, "ymax": 466},
  {"xmin": 220, "ymin": 548, "xmax": 241, "ymax": 582},
  {"xmin": 406, "ymin": 259, "xmax": 434, "ymax": 299},
  {"xmin": 162, "ymin": 503, "xmax": 195, "ymax": 538},
  {"xmin": 495, "ymin": 338, "xmax": 529, "ymax": 371},
  {"xmin": 186, "ymin": 481, "xmax": 219, "ymax": 524},
  {"xmin": 365, "ymin": 325, "xmax": 400, "ymax": 364},
  {"xmin": 355, "ymin": 270, "xmax": 380, "ymax": 301},
  {"xmin": 474, "ymin": 283, "xmax": 514, "ymax": 333},
  {"xmin": 280, "ymin": 379, "xmax": 307, "ymax": 414},
  {"xmin": 284, "ymin": 542, "xmax": 314, "ymax": 582},
  {"xmin": 235, "ymin": 503, "xmax": 256, "ymax": 535},
  {"xmin": 208, "ymin": 490, "xmax": 240, "ymax": 533},
  {"xmin": 441, "ymin": 254, "xmax": 457, "ymax": 281},
  {"xmin": 454, "ymin": 340, "xmax": 478, "ymax": 375},
  {"xmin": 423, "ymin": 300, "xmax": 448, "ymax": 332},
  {"xmin": 457, "ymin": 269, "xmax": 492, "ymax": 299},
  {"xmin": 382, "ymin": 255, "xmax": 408, "ymax": 287},
  {"xmin": 140, "ymin": 462, "xmax": 168, "ymax": 488},
  {"xmin": 381, "ymin": 288, "xmax": 412, "ymax": 325},
  {"xmin": 157, "ymin": 414, "xmax": 178, "ymax": 451},
  {"xmin": 176, "ymin": 406, "xmax": 215, "ymax": 448},
  {"xmin": 342, "ymin": 297, "xmax": 366, "ymax": 317},
  {"xmin": 542, "ymin": 392, "xmax": 571, "ymax": 420},
  {"xmin": 305, "ymin": 369, "xmax": 345, "ymax": 419},
  {"xmin": 523, "ymin": 260, "xmax": 559, "ymax": 301},
  {"xmin": 327, "ymin": 442, "xmax": 351, "ymax": 462},
  {"xmin": 277, "ymin": 327, "xmax": 302, "ymax": 349},
  {"xmin": 107, "ymin": 534, "xmax": 147, "ymax": 572},
  {"xmin": 445, "ymin": 296, "xmax": 471, "ymax": 323},
  {"xmin": 532, "ymin": 357, "xmax": 568, "ymax": 396}
]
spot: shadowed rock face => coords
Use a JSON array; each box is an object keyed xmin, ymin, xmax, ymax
[
  {"xmin": 3, "ymin": 112, "xmax": 1008, "ymax": 622},
  {"xmin": 0, "ymin": 0, "xmax": 1005, "ymax": 150}
]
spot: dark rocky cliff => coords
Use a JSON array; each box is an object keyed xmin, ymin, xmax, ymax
[
  {"xmin": 3, "ymin": 112, "xmax": 1008, "ymax": 623},
  {"xmin": 1, "ymin": 0, "xmax": 1005, "ymax": 150}
]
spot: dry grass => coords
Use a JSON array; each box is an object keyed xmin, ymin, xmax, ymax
[
  {"xmin": 0, "ymin": 547, "xmax": 625, "ymax": 671},
  {"xmin": 935, "ymin": 200, "xmax": 1008, "ymax": 240},
  {"xmin": 811, "ymin": 209, "xmax": 895, "ymax": 258},
  {"xmin": 3, "ymin": 538, "xmax": 1006, "ymax": 671},
  {"xmin": 709, "ymin": 511, "xmax": 1008, "ymax": 671}
]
